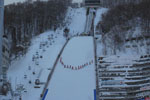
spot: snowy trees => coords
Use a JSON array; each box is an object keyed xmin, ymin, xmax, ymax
[
  {"xmin": 98, "ymin": 0, "xmax": 150, "ymax": 55},
  {"xmin": 138, "ymin": 0, "xmax": 150, "ymax": 36},
  {"xmin": 100, "ymin": 0, "xmax": 150, "ymax": 36},
  {"xmin": 4, "ymin": 0, "xmax": 71, "ymax": 58}
]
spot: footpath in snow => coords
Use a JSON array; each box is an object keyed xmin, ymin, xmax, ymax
[{"xmin": 45, "ymin": 36, "xmax": 96, "ymax": 100}]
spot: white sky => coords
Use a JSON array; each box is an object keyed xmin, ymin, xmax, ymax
[
  {"xmin": 5, "ymin": 0, "xmax": 24, "ymax": 5},
  {"xmin": 4, "ymin": 0, "xmax": 83, "ymax": 5}
]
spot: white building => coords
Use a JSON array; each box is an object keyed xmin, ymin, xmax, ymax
[{"xmin": 2, "ymin": 35, "xmax": 10, "ymax": 83}]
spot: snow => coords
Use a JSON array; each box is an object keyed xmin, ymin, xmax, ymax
[
  {"xmin": 93, "ymin": 8, "xmax": 149, "ymax": 57},
  {"xmin": 7, "ymin": 29, "xmax": 66, "ymax": 100},
  {"xmin": 7, "ymin": 33, "xmax": 96, "ymax": 100},
  {"xmin": 2, "ymin": 4, "xmax": 150, "ymax": 100},
  {"xmin": 94, "ymin": 8, "xmax": 108, "ymax": 31},
  {"xmin": 62, "ymin": 37, "xmax": 94, "ymax": 65},
  {"xmin": 65, "ymin": 7, "xmax": 86, "ymax": 36},
  {"xmin": 93, "ymin": 8, "xmax": 108, "ymax": 57},
  {"xmin": 5, "ymin": 0, "xmax": 82, "ymax": 5},
  {"xmin": 45, "ymin": 36, "xmax": 96, "ymax": 100},
  {"xmin": 124, "ymin": 26, "xmax": 150, "ymax": 55},
  {"xmin": 131, "ymin": 27, "xmax": 142, "ymax": 38},
  {"xmin": 4, "ymin": 0, "xmax": 48, "ymax": 5},
  {"xmin": 84, "ymin": 8, "xmax": 94, "ymax": 34},
  {"xmin": 4, "ymin": 7, "xmax": 97, "ymax": 100}
]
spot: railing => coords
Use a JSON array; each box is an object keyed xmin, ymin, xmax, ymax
[{"xmin": 40, "ymin": 39, "xmax": 69, "ymax": 100}]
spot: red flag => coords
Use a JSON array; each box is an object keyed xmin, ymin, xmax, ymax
[
  {"xmin": 62, "ymin": 62, "xmax": 64, "ymax": 65},
  {"xmin": 60, "ymin": 57, "xmax": 62, "ymax": 62},
  {"xmin": 80, "ymin": 66, "xmax": 82, "ymax": 69},
  {"xmin": 78, "ymin": 66, "xmax": 80, "ymax": 69},
  {"xmin": 86, "ymin": 63, "xmax": 88, "ymax": 66}
]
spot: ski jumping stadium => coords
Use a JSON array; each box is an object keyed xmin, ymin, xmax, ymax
[{"xmin": 0, "ymin": 0, "xmax": 150, "ymax": 100}]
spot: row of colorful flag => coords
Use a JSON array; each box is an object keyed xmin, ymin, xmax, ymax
[{"xmin": 59, "ymin": 57, "xmax": 94, "ymax": 70}]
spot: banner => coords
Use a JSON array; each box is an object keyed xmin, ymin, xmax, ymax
[
  {"xmin": 42, "ymin": 89, "xmax": 49, "ymax": 100},
  {"xmin": 94, "ymin": 89, "xmax": 96, "ymax": 100},
  {"xmin": 137, "ymin": 98, "xmax": 144, "ymax": 100},
  {"xmin": 145, "ymin": 97, "xmax": 150, "ymax": 100}
]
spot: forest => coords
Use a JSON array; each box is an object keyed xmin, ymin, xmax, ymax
[
  {"xmin": 4, "ymin": 0, "xmax": 71, "ymax": 58},
  {"xmin": 97, "ymin": 0, "xmax": 150, "ymax": 55},
  {"xmin": 100, "ymin": 0, "xmax": 150, "ymax": 35}
]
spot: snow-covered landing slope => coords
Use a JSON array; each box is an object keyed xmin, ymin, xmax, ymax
[
  {"xmin": 45, "ymin": 37, "xmax": 96, "ymax": 100},
  {"xmin": 65, "ymin": 7, "xmax": 86, "ymax": 36}
]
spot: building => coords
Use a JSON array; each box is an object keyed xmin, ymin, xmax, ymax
[
  {"xmin": 99, "ymin": 0, "xmax": 143, "ymax": 8},
  {"xmin": 98, "ymin": 55, "xmax": 150, "ymax": 100},
  {"xmin": 0, "ymin": 35, "xmax": 10, "ymax": 95},
  {"xmin": 84, "ymin": 0, "xmax": 101, "ymax": 7},
  {"xmin": 2, "ymin": 35, "xmax": 10, "ymax": 83},
  {"xmin": 0, "ymin": 0, "xmax": 10, "ymax": 95}
]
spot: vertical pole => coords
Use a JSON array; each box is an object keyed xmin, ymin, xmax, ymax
[
  {"xmin": 94, "ymin": 89, "xmax": 97, "ymax": 100},
  {"xmin": 0, "ymin": 0, "xmax": 4, "ymax": 81}
]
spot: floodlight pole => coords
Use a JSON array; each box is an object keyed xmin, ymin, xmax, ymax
[{"xmin": 0, "ymin": 0, "xmax": 4, "ymax": 82}]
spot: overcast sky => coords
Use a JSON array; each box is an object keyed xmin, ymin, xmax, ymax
[{"xmin": 5, "ymin": 0, "xmax": 83, "ymax": 5}]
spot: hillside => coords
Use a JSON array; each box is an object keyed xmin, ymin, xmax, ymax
[
  {"xmin": 4, "ymin": 0, "xmax": 70, "ymax": 59},
  {"xmin": 5, "ymin": 7, "xmax": 92, "ymax": 100},
  {"xmin": 96, "ymin": 0, "xmax": 150, "ymax": 56}
]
